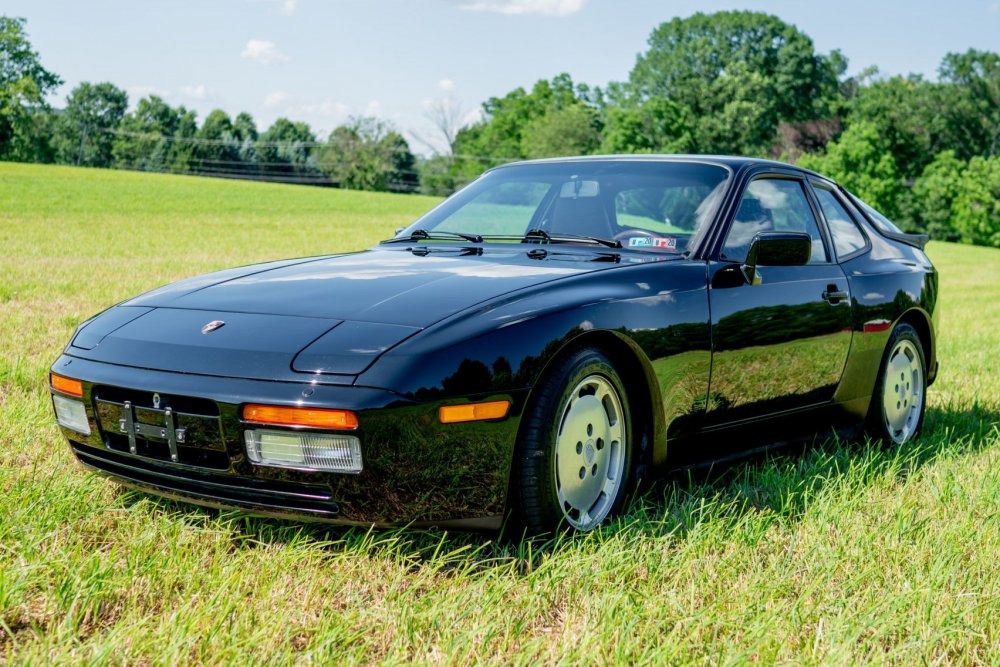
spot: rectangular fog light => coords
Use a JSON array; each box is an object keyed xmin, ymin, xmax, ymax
[
  {"xmin": 244, "ymin": 429, "xmax": 362, "ymax": 473},
  {"xmin": 52, "ymin": 394, "xmax": 91, "ymax": 435}
]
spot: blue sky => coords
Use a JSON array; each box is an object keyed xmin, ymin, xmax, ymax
[{"xmin": 10, "ymin": 0, "xmax": 1000, "ymax": 153}]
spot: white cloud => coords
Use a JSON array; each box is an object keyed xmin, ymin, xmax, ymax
[
  {"xmin": 457, "ymin": 0, "xmax": 585, "ymax": 16},
  {"xmin": 178, "ymin": 84, "xmax": 211, "ymax": 101},
  {"xmin": 437, "ymin": 78, "xmax": 456, "ymax": 92},
  {"xmin": 264, "ymin": 91, "xmax": 290, "ymax": 108},
  {"xmin": 241, "ymin": 39, "xmax": 289, "ymax": 64},
  {"xmin": 365, "ymin": 100, "xmax": 382, "ymax": 116}
]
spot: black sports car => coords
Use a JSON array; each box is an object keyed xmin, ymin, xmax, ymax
[{"xmin": 50, "ymin": 156, "xmax": 938, "ymax": 533}]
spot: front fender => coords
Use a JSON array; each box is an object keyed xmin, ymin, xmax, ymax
[{"xmin": 356, "ymin": 260, "xmax": 713, "ymax": 466}]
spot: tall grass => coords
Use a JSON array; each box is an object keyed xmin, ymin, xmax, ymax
[{"xmin": 1, "ymin": 163, "xmax": 997, "ymax": 664}]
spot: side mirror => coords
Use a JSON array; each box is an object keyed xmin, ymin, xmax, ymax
[{"xmin": 742, "ymin": 231, "xmax": 812, "ymax": 284}]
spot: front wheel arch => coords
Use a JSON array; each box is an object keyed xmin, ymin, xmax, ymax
[{"xmin": 503, "ymin": 331, "xmax": 661, "ymax": 531}]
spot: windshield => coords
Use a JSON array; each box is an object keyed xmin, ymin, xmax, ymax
[{"xmin": 397, "ymin": 161, "xmax": 731, "ymax": 253}]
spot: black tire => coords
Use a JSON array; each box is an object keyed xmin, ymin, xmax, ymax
[
  {"xmin": 865, "ymin": 322, "xmax": 927, "ymax": 445},
  {"xmin": 513, "ymin": 347, "xmax": 635, "ymax": 534}
]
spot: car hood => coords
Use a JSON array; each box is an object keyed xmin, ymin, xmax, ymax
[
  {"xmin": 69, "ymin": 246, "xmax": 668, "ymax": 382},
  {"xmin": 123, "ymin": 246, "xmax": 651, "ymax": 326}
]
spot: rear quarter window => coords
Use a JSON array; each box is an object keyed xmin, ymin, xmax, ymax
[
  {"xmin": 850, "ymin": 192, "xmax": 905, "ymax": 236},
  {"xmin": 813, "ymin": 186, "xmax": 868, "ymax": 259}
]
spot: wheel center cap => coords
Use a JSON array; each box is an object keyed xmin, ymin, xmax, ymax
[{"xmin": 585, "ymin": 440, "xmax": 595, "ymax": 464}]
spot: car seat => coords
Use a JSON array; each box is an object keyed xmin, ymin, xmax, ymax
[{"xmin": 547, "ymin": 195, "xmax": 614, "ymax": 239}]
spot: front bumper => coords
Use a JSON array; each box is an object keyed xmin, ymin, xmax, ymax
[{"xmin": 51, "ymin": 354, "xmax": 524, "ymax": 527}]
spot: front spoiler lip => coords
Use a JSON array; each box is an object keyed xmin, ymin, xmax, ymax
[
  {"xmin": 73, "ymin": 445, "xmax": 503, "ymax": 531},
  {"xmin": 53, "ymin": 353, "xmax": 522, "ymax": 529}
]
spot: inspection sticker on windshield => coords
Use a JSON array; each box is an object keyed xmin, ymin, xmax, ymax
[
  {"xmin": 653, "ymin": 237, "xmax": 677, "ymax": 249},
  {"xmin": 628, "ymin": 237, "xmax": 652, "ymax": 247}
]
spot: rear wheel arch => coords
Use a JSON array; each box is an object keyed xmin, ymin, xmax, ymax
[{"xmin": 896, "ymin": 308, "xmax": 935, "ymax": 384}]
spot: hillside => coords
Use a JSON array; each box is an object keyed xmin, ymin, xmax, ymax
[{"xmin": 0, "ymin": 163, "xmax": 997, "ymax": 664}]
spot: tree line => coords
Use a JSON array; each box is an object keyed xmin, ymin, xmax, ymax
[
  {"xmin": 0, "ymin": 17, "xmax": 419, "ymax": 192},
  {"xmin": 1, "ymin": 12, "xmax": 998, "ymax": 246}
]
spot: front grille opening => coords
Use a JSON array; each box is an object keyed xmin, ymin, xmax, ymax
[
  {"xmin": 93, "ymin": 386, "xmax": 219, "ymax": 417},
  {"xmin": 104, "ymin": 432, "xmax": 230, "ymax": 470}
]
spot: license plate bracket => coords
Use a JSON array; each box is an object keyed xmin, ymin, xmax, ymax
[{"xmin": 118, "ymin": 400, "xmax": 186, "ymax": 460}]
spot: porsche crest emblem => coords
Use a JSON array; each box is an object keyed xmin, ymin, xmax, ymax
[{"xmin": 201, "ymin": 320, "xmax": 225, "ymax": 334}]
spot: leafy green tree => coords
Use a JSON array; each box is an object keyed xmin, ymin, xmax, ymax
[
  {"xmin": 198, "ymin": 109, "xmax": 233, "ymax": 141},
  {"xmin": 627, "ymin": 11, "xmax": 845, "ymax": 155},
  {"xmin": 169, "ymin": 108, "xmax": 197, "ymax": 172},
  {"xmin": 0, "ymin": 16, "xmax": 61, "ymax": 160},
  {"xmin": 54, "ymin": 81, "xmax": 127, "ymax": 167},
  {"xmin": 231, "ymin": 111, "xmax": 259, "ymax": 169},
  {"xmin": 798, "ymin": 121, "xmax": 902, "ymax": 219},
  {"xmin": 455, "ymin": 73, "xmax": 596, "ymax": 170},
  {"xmin": 846, "ymin": 74, "xmax": 940, "ymax": 178},
  {"xmin": 193, "ymin": 109, "xmax": 241, "ymax": 173},
  {"xmin": 522, "ymin": 104, "xmax": 600, "ymax": 158},
  {"xmin": 689, "ymin": 64, "xmax": 778, "ymax": 156},
  {"xmin": 6, "ymin": 107, "xmax": 56, "ymax": 162},
  {"xmin": 319, "ymin": 117, "xmax": 416, "ymax": 192},
  {"xmin": 417, "ymin": 154, "xmax": 461, "ymax": 196},
  {"xmin": 601, "ymin": 98, "xmax": 692, "ymax": 154},
  {"xmin": 908, "ymin": 151, "xmax": 1000, "ymax": 246},
  {"xmin": 937, "ymin": 50, "xmax": 1000, "ymax": 159},
  {"xmin": 233, "ymin": 112, "xmax": 257, "ymax": 142},
  {"xmin": 953, "ymin": 156, "xmax": 1000, "ymax": 247},
  {"xmin": 112, "ymin": 95, "xmax": 177, "ymax": 169},
  {"xmin": 257, "ymin": 117, "xmax": 318, "ymax": 177},
  {"xmin": 845, "ymin": 51, "xmax": 999, "ymax": 179},
  {"xmin": 111, "ymin": 95, "xmax": 196, "ymax": 172},
  {"xmin": 908, "ymin": 150, "xmax": 965, "ymax": 240}
]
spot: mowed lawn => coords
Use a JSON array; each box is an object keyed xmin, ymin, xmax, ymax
[{"xmin": 1, "ymin": 162, "xmax": 998, "ymax": 665}]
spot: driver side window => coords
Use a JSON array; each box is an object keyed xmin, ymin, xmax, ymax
[{"xmin": 722, "ymin": 178, "xmax": 828, "ymax": 263}]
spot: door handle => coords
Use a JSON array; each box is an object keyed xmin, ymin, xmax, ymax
[{"xmin": 822, "ymin": 285, "xmax": 849, "ymax": 304}]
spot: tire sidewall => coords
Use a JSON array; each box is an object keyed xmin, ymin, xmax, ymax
[
  {"xmin": 521, "ymin": 348, "xmax": 634, "ymax": 532},
  {"xmin": 869, "ymin": 323, "xmax": 927, "ymax": 445}
]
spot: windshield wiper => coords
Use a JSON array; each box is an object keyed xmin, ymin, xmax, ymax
[
  {"xmin": 527, "ymin": 248, "xmax": 620, "ymax": 262},
  {"xmin": 523, "ymin": 228, "xmax": 622, "ymax": 249},
  {"xmin": 381, "ymin": 228, "xmax": 483, "ymax": 244},
  {"xmin": 409, "ymin": 245, "xmax": 483, "ymax": 257}
]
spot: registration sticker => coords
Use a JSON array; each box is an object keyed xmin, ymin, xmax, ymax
[
  {"xmin": 628, "ymin": 237, "xmax": 652, "ymax": 247},
  {"xmin": 652, "ymin": 237, "xmax": 677, "ymax": 249}
]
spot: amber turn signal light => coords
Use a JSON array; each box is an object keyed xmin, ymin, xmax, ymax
[
  {"xmin": 50, "ymin": 373, "xmax": 83, "ymax": 397},
  {"xmin": 242, "ymin": 404, "xmax": 359, "ymax": 430},
  {"xmin": 439, "ymin": 400, "xmax": 510, "ymax": 424}
]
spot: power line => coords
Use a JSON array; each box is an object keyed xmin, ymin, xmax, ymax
[{"xmin": 100, "ymin": 127, "xmax": 523, "ymax": 162}]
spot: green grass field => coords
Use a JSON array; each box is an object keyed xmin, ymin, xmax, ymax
[{"xmin": 1, "ymin": 162, "xmax": 998, "ymax": 665}]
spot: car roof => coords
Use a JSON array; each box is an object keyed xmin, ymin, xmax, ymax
[{"xmin": 497, "ymin": 154, "xmax": 828, "ymax": 181}]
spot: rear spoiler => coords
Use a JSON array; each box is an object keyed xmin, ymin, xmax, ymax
[
  {"xmin": 839, "ymin": 189, "xmax": 931, "ymax": 250},
  {"xmin": 881, "ymin": 231, "xmax": 930, "ymax": 250}
]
